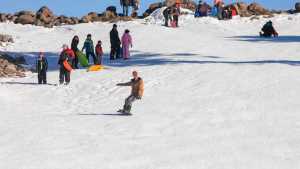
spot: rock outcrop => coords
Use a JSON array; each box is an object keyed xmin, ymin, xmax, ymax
[{"xmin": 0, "ymin": 54, "xmax": 28, "ymax": 77}]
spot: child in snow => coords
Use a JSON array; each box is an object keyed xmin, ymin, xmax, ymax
[
  {"xmin": 95, "ymin": 40, "xmax": 103, "ymax": 65},
  {"xmin": 117, "ymin": 71, "xmax": 144, "ymax": 115},
  {"xmin": 121, "ymin": 29, "xmax": 133, "ymax": 60},
  {"xmin": 36, "ymin": 52, "xmax": 48, "ymax": 84},
  {"xmin": 82, "ymin": 34, "xmax": 96, "ymax": 64},
  {"xmin": 58, "ymin": 44, "xmax": 75, "ymax": 85}
]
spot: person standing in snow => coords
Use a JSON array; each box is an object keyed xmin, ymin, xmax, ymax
[
  {"xmin": 120, "ymin": 0, "xmax": 130, "ymax": 16},
  {"xmin": 121, "ymin": 29, "xmax": 133, "ymax": 60},
  {"xmin": 116, "ymin": 71, "xmax": 144, "ymax": 115},
  {"xmin": 163, "ymin": 6, "xmax": 172, "ymax": 27},
  {"xmin": 82, "ymin": 34, "xmax": 96, "ymax": 64},
  {"xmin": 71, "ymin": 35, "xmax": 79, "ymax": 69},
  {"xmin": 110, "ymin": 24, "xmax": 121, "ymax": 60},
  {"xmin": 95, "ymin": 40, "xmax": 103, "ymax": 65},
  {"xmin": 36, "ymin": 52, "xmax": 48, "ymax": 84},
  {"xmin": 58, "ymin": 44, "xmax": 75, "ymax": 85}
]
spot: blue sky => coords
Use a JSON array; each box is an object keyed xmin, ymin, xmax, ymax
[{"xmin": 0, "ymin": 0, "xmax": 297, "ymax": 17}]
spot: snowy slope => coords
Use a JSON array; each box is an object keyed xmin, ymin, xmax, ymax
[{"xmin": 0, "ymin": 14, "xmax": 300, "ymax": 169}]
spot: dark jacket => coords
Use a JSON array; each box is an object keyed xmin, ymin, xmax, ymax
[
  {"xmin": 82, "ymin": 38, "xmax": 94, "ymax": 54},
  {"xmin": 262, "ymin": 23, "xmax": 276, "ymax": 37},
  {"xmin": 36, "ymin": 57, "xmax": 48, "ymax": 73},
  {"xmin": 110, "ymin": 28, "xmax": 121, "ymax": 47},
  {"xmin": 71, "ymin": 38, "xmax": 79, "ymax": 52}
]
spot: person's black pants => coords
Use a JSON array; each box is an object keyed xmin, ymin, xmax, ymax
[
  {"xmin": 38, "ymin": 70, "xmax": 47, "ymax": 84},
  {"xmin": 86, "ymin": 52, "xmax": 96, "ymax": 64},
  {"xmin": 110, "ymin": 46, "xmax": 121, "ymax": 60}
]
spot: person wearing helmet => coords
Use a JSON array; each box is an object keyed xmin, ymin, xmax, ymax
[{"xmin": 116, "ymin": 71, "xmax": 144, "ymax": 115}]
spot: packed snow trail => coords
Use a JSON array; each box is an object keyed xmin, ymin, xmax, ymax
[{"xmin": 0, "ymin": 14, "xmax": 300, "ymax": 169}]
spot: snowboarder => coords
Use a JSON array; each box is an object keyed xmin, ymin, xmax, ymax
[
  {"xmin": 121, "ymin": 29, "xmax": 133, "ymax": 60},
  {"xmin": 58, "ymin": 44, "xmax": 75, "ymax": 85},
  {"xmin": 260, "ymin": 21, "xmax": 278, "ymax": 37},
  {"xmin": 116, "ymin": 71, "xmax": 144, "ymax": 115},
  {"xmin": 82, "ymin": 34, "xmax": 96, "ymax": 64},
  {"xmin": 95, "ymin": 40, "xmax": 103, "ymax": 65},
  {"xmin": 36, "ymin": 52, "xmax": 48, "ymax": 84},
  {"xmin": 110, "ymin": 24, "xmax": 121, "ymax": 60},
  {"xmin": 71, "ymin": 35, "xmax": 79, "ymax": 69}
]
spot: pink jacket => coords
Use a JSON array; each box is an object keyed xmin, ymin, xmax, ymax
[{"xmin": 122, "ymin": 33, "xmax": 132, "ymax": 47}]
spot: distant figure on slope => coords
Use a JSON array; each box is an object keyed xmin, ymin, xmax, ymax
[
  {"xmin": 82, "ymin": 34, "xmax": 96, "ymax": 64},
  {"xmin": 195, "ymin": 1, "xmax": 211, "ymax": 17},
  {"xmin": 71, "ymin": 35, "xmax": 79, "ymax": 69},
  {"xmin": 110, "ymin": 24, "xmax": 121, "ymax": 60},
  {"xmin": 121, "ymin": 29, "xmax": 133, "ymax": 60},
  {"xmin": 36, "ymin": 52, "xmax": 48, "ymax": 84},
  {"xmin": 95, "ymin": 40, "xmax": 103, "ymax": 65},
  {"xmin": 163, "ymin": 6, "xmax": 172, "ymax": 27},
  {"xmin": 120, "ymin": 0, "xmax": 130, "ymax": 16},
  {"xmin": 58, "ymin": 44, "xmax": 75, "ymax": 85},
  {"xmin": 116, "ymin": 71, "xmax": 144, "ymax": 115},
  {"xmin": 260, "ymin": 21, "xmax": 278, "ymax": 37},
  {"xmin": 171, "ymin": 5, "xmax": 180, "ymax": 27}
]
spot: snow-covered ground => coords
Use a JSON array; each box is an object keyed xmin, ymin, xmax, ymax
[{"xmin": 0, "ymin": 13, "xmax": 300, "ymax": 169}]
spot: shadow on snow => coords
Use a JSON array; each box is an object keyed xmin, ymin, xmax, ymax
[{"xmin": 227, "ymin": 35, "xmax": 300, "ymax": 43}]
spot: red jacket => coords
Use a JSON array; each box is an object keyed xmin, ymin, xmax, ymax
[
  {"xmin": 95, "ymin": 44, "xmax": 103, "ymax": 56},
  {"xmin": 62, "ymin": 48, "xmax": 75, "ymax": 59}
]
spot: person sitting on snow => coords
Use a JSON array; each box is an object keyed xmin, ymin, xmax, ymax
[
  {"xmin": 36, "ymin": 52, "xmax": 48, "ymax": 84},
  {"xmin": 116, "ymin": 71, "xmax": 144, "ymax": 115},
  {"xmin": 260, "ymin": 21, "xmax": 278, "ymax": 37}
]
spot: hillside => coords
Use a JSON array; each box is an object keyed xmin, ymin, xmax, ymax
[{"xmin": 0, "ymin": 13, "xmax": 300, "ymax": 169}]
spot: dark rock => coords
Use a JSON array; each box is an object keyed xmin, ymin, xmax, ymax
[
  {"xmin": 0, "ymin": 34, "xmax": 14, "ymax": 43},
  {"xmin": 15, "ymin": 14, "xmax": 35, "ymax": 25}
]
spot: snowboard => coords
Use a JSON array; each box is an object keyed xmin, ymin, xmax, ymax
[
  {"xmin": 63, "ymin": 60, "xmax": 73, "ymax": 72},
  {"xmin": 117, "ymin": 109, "xmax": 132, "ymax": 116},
  {"xmin": 76, "ymin": 51, "xmax": 89, "ymax": 67}
]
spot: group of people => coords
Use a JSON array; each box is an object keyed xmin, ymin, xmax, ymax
[
  {"xmin": 163, "ymin": 4, "xmax": 181, "ymax": 27},
  {"xmin": 36, "ymin": 24, "xmax": 133, "ymax": 85},
  {"xmin": 195, "ymin": 0, "xmax": 237, "ymax": 20},
  {"xmin": 120, "ymin": 0, "xmax": 140, "ymax": 17}
]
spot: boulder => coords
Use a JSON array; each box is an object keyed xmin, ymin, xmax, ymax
[
  {"xmin": 236, "ymin": 2, "xmax": 252, "ymax": 17},
  {"xmin": 0, "ymin": 13, "xmax": 7, "ymax": 22},
  {"xmin": 36, "ymin": 6, "xmax": 55, "ymax": 24},
  {"xmin": 106, "ymin": 6, "xmax": 117, "ymax": 16},
  {"xmin": 296, "ymin": 2, "xmax": 300, "ymax": 12},
  {"xmin": 15, "ymin": 10, "xmax": 35, "ymax": 17},
  {"xmin": 0, "ymin": 34, "xmax": 14, "ymax": 43},
  {"xmin": 0, "ymin": 54, "xmax": 27, "ymax": 77},
  {"xmin": 15, "ymin": 14, "xmax": 35, "ymax": 24},
  {"xmin": 248, "ymin": 3, "xmax": 272, "ymax": 16}
]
